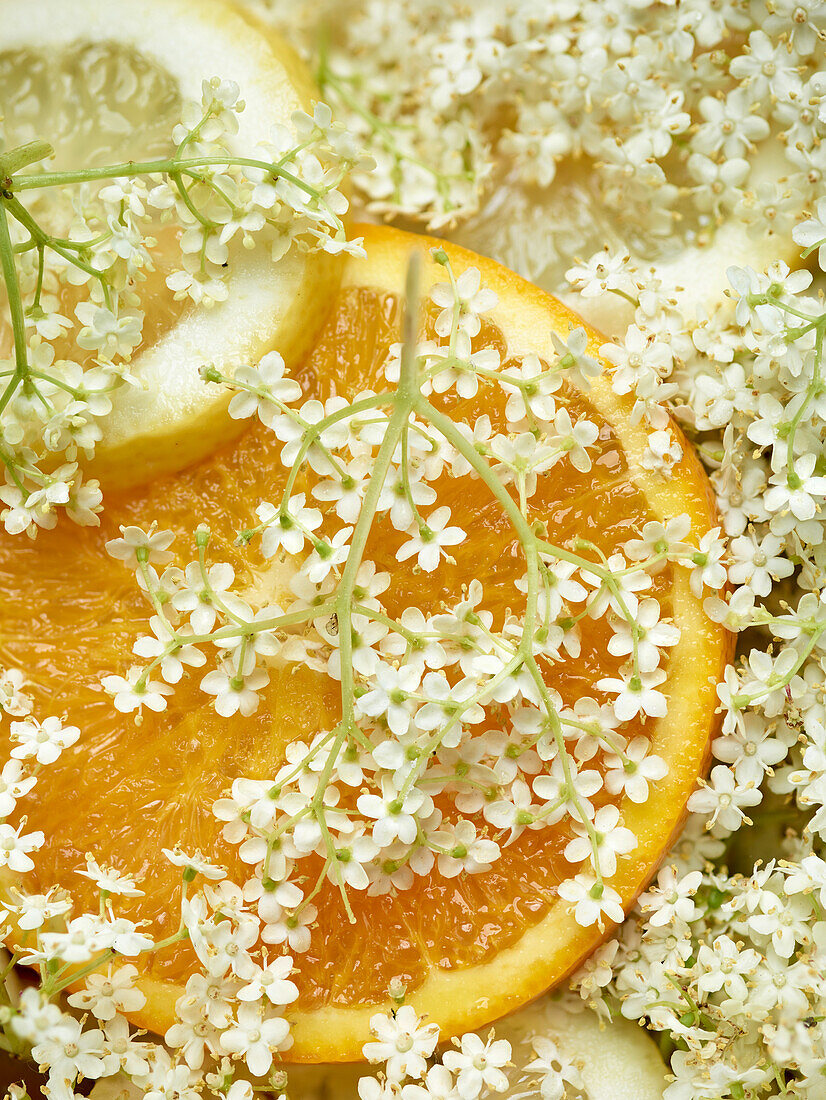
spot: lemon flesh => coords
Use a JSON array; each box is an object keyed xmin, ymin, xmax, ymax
[
  {"xmin": 0, "ymin": 0, "xmax": 339, "ymax": 487},
  {"xmin": 448, "ymin": 142, "xmax": 803, "ymax": 336}
]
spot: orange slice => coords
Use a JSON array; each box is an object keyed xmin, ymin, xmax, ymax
[{"xmin": 0, "ymin": 226, "xmax": 730, "ymax": 1060}]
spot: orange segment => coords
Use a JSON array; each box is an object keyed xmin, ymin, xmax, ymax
[{"xmin": 0, "ymin": 226, "xmax": 731, "ymax": 1060}]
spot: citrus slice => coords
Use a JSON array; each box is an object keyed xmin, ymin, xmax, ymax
[
  {"xmin": 0, "ymin": 226, "xmax": 730, "ymax": 1060},
  {"xmin": 0, "ymin": 0, "xmax": 339, "ymax": 487},
  {"xmin": 447, "ymin": 142, "xmax": 804, "ymax": 336}
]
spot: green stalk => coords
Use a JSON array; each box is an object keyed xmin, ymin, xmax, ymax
[{"xmin": 0, "ymin": 202, "xmax": 30, "ymax": 418}]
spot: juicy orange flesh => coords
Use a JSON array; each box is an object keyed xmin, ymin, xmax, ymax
[
  {"xmin": 0, "ymin": 286, "xmax": 699, "ymax": 1010},
  {"xmin": 0, "ymin": 223, "xmax": 186, "ymax": 370}
]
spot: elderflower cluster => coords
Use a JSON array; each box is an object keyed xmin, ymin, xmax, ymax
[
  {"xmin": 251, "ymin": 0, "xmax": 824, "ymax": 255},
  {"xmin": 0, "ymin": 78, "xmax": 364, "ymax": 538},
  {"xmin": 558, "ymin": 243, "xmax": 826, "ymax": 1099},
  {"xmin": 0, "ymin": 248, "xmax": 718, "ymax": 1099},
  {"xmin": 2, "ymin": 2, "xmax": 826, "ymax": 1098},
  {"xmin": 359, "ymin": 1007, "xmax": 511, "ymax": 1100},
  {"xmin": 573, "ymin": 830, "xmax": 826, "ymax": 1099},
  {"xmin": 0, "ymin": 704, "xmax": 303, "ymax": 1098},
  {"xmin": 230, "ymin": 1, "xmax": 826, "ymax": 1096},
  {"xmin": 103, "ymin": 250, "xmax": 722, "ymax": 975}
]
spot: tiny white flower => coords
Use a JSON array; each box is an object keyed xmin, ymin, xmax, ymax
[
  {"xmin": 101, "ymin": 667, "xmax": 172, "ymax": 715},
  {"xmin": 67, "ymin": 963, "xmax": 146, "ymax": 1021},
  {"xmin": 596, "ymin": 668, "xmax": 668, "ymax": 722},
  {"xmin": 0, "ymin": 759, "xmax": 36, "ymax": 815},
  {"xmin": 77, "ymin": 854, "xmax": 143, "ymax": 897},
  {"xmin": 396, "ymin": 507, "xmax": 465, "ymax": 573},
  {"xmin": 200, "ymin": 659, "xmax": 269, "ymax": 717},
  {"xmin": 793, "ymin": 197, "xmax": 826, "ymax": 270},
  {"xmin": 228, "ymin": 352, "xmax": 303, "ymax": 425},
  {"xmin": 0, "ymin": 668, "xmax": 32, "ymax": 717},
  {"xmin": 603, "ymin": 736, "xmax": 668, "ymax": 803},
  {"xmin": 162, "ymin": 846, "xmax": 226, "ymax": 881},
  {"xmin": 257, "ymin": 493, "xmax": 323, "ymax": 558},
  {"xmin": 557, "ymin": 873, "xmax": 624, "ymax": 929},
  {"xmin": 688, "ymin": 765, "xmax": 762, "ymax": 831},
  {"xmin": 564, "ymin": 804, "xmax": 637, "ymax": 877},
  {"xmin": 363, "ymin": 1005, "xmax": 440, "ymax": 1082},
  {"xmin": 9, "ymin": 716, "xmax": 80, "ymax": 765},
  {"xmin": 443, "ymin": 1032, "xmax": 511, "ymax": 1099},
  {"xmin": 105, "ymin": 525, "xmax": 174, "ymax": 566},
  {"xmin": 219, "ymin": 1002, "xmax": 292, "ymax": 1076},
  {"xmin": 0, "ymin": 822, "xmax": 44, "ymax": 873},
  {"xmin": 11, "ymin": 890, "xmax": 72, "ymax": 930},
  {"xmin": 236, "ymin": 954, "xmax": 299, "ymax": 1007}
]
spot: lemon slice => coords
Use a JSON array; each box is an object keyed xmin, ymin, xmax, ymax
[
  {"xmin": 86, "ymin": 995, "xmax": 668, "ymax": 1099},
  {"xmin": 448, "ymin": 142, "xmax": 803, "ymax": 336},
  {"xmin": 491, "ymin": 995, "xmax": 668, "ymax": 1100},
  {"xmin": 0, "ymin": 0, "xmax": 340, "ymax": 487}
]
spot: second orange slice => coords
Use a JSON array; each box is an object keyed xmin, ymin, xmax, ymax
[{"xmin": 0, "ymin": 226, "xmax": 730, "ymax": 1060}]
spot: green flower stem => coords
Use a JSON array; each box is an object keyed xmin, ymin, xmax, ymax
[
  {"xmin": 537, "ymin": 537, "xmax": 613, "ymax": 580},
  {"xmin": 732, "ymin": 623, "xmax": 826, "ymax": 710},
  {"xmin": 316, "ymin": 795, "xmax": 355, "ymax": 923},
  {"xmin": 269, "ymin": 728, "xmax": 339, "ymax": 793},
  {"xmin": 0, "ymin": 203, "xmax": 30, "ymax": 419},
  {"xmin": 150, "ymin": 928, "xmax": 190, "ymax": 955},
  {"xmin": 418, "ymin": 397, "xmax": 539, "ymax": 554},
  {"xmin": 608, "ymin": 287, "xmax": 640, "ymax": 308},
  {"xmin": 12, "ymin": 153, "xmax": 346, "ymax": 233},
  {"xmin": 353, "ymin": 604, "xmax": 418, "ymax": 644},
  {"xmin": 193, "ymin": 603, "xmax": 327, "ymax": 643},
  {"xmin": 172, "ymin": 170, "xmax": 218, "ymax": 232},
  {"xmin": 0, "ymin": 140, "xmax": 53, "ymax": 176},
  {"xmin": 0, "ymin": 951, "xmax": 18, "ymax": 988},
  {"xmin": 31, "ymin": 245, "xmax": 46, "ymax": 316},
  {"xmin": 333, "ymin": 259, "xmax": 422, "ymax": 731},
  {"xmin": 532, "ymin": 796, "xmax": 566, "ymax": 822},
  {"xmin": 264, "ymin": 265, "xmax": 424, "ymax": 923},
  {"xmin": 47, "ymin": 948, "xmax": 115, "ymax": 997},
  {"xmin": 5, "ymin": 195, "xmax": 106, "ymax": 289},
  {"xmin": 11, "ymin": 235, "xmax": 37, "ymax": 255},
  {"xmin": 400, "ymin": 423, "xmax": 428, "ymax": 534},
  {"xmin": 137, "ymin": 560, "xmax": 173, "ymax": 622},
  {"xmin": 422, "ymin": 352, "xmax": 555, "ymax": 397},
  {"xmin": 192, "ymin": 537, "xmax": 248, "ymax": 629},
  {"xmin": 292, "ymin": 854, "xmax": 333, "ymax": 921},
  {"xmin": 783, "ymin": 320, "xmax": 824, "ymax": 476},
  {"xmin": 524, "ymin": 652, "xmax": 604, "ymax": 885},
  {"xmin": 274, "ymin": 391, "xmax": 395, "ymax": 513},
  {"xmin": 761, "ymin": 296, "xmax": 822, "ymax": 326}
]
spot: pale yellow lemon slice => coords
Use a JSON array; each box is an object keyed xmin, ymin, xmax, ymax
[
  {"xmin": 448, "ymin": 142, "xmax": 804, "ymax": 336},
  {"xmin": 0, "ymin": 0, "xmax": 340, "ymax": 487}
]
